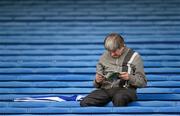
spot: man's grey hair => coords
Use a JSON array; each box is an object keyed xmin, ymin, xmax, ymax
[{"xmin": 104, "ymin": 33, "xmax": 125, "ymax": 51}]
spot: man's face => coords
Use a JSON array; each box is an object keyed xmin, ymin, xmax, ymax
[{"xmin": 109, "ymin": 47, "xmax": 125, "ymax": 58}]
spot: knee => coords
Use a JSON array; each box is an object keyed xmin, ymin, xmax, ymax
[{"xmin": 112, "ymin": 94, "xmax": 128, "ymax": 107}]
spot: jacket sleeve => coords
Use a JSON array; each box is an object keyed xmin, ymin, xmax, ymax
[
  {"xmin": 93, "ymin": 62, "xmax": 105, "ymax": 88},
  {"xmin": 128, "ymin": 54, "xmax": 147, "ymax": 88}
]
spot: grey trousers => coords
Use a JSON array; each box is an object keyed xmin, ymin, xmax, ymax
[{"xmin": 80, "ymin": 87, "xmax": 137, "ymax": 107}]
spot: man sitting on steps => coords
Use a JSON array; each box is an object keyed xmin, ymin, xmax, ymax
[{"xmin": 80, "ymin": 33, "xmax": 147, "ymax": 107}]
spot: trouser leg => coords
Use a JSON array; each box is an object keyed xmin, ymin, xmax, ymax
[
  {"xmin": 112, "ymin": 88, "xmax": 137, "ymax": 107},
  {"xmin": 80, "ymin": 89, "xmax": 111, "ymax": 107}
]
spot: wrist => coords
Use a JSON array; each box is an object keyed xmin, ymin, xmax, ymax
[
  {"xmin": 128, "ymin": 75, "xmax": 135, "ymax": 84},
  {"xmin": 95, "ymin": 79, "xmax": 102, "ymax": 84}
]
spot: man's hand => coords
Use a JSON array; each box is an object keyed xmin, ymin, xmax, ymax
[
  {"xmin": 95, "ymin": 73, "xmax": 104, "ymax": 83},
  {"xmin": 119, "ymin": 72, "xmax": 130, "ymax": 80}
]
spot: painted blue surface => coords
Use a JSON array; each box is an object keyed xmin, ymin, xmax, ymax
[{"xmin": 0, "ymin": 0, "xmax": 180, "ymax": 115}]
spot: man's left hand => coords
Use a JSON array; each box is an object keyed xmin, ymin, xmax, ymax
[{"xmin": 119, "ymin": 72, "xmax": 130, "ymax": 80}]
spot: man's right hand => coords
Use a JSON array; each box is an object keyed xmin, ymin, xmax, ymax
[{"xmin": 95, "ymin": 73, "xmax": 104, "ymax": 83}]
